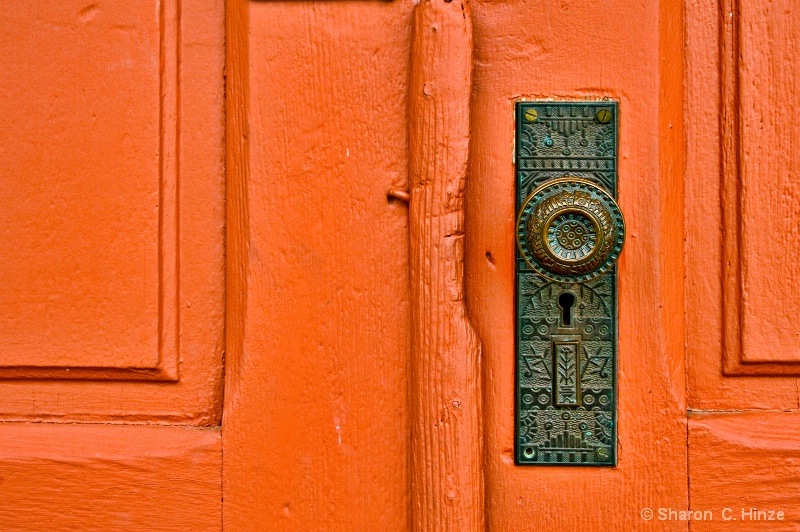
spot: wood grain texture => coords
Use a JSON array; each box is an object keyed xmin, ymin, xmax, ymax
[
  {"xmin": 686, "ymin": 0, "xmax": 800, "ymax": 407},
  {"xmin": 689, "ymin": 413, "xmax": 800, "ymax": 530},
  {"xmin": 0, "ymin": 423, "xmax": 221, "ymax": 531},
  {"xmin": 0, "ymin": 0, "xmax": 225, "ymax": 423},
  {"xmin": 222, "ymin": 0, "xmax": 413, "ymax": 529},
  {"xmin": 465, "ymin": 0, "xmax": 688, "ymax": 529},
  {"xmin": 407, "ymin": 1, "xmax": 484, "ymax": 530}
]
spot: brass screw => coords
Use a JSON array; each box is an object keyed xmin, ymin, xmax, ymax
[
  {"xmin": 596, "ymin": 448, "xmax": 609, "ymax": 460},
  {"xmin": 524, "ymin": 108, "xmax": 538, "ymax": 122},
  {"xmin": 596, "ymin": 109, "xmax": 612, "ymax": 124}
]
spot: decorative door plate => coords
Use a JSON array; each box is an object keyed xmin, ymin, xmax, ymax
[{"xmin": 515, "ymin": 101, "xmax": 621, "ymax": 466}]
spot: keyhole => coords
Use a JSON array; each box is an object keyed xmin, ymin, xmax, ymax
[{"xmin": 558, "ymin": 292, "xmax": 575, "ymax": 327}]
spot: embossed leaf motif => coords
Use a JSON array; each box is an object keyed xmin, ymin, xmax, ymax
[
  {"xmin": 577, "ymin": 277, "xmax": 613, "ymax": 318},
  {"xmin": 581, "ymin": 341, "xmax": 613, "ymax": 386},
  {"xmin": 521, "ymin": 355, "xmax": 550, "ymax": 380},
  {"xmin": 519, "ymin": 274, "xmax": 559, "ymax": 317},
  {"xmin": 557, "ymin": 350, "xmax": 576, "ymax": 386},
  {"xmin": 520, "ymin": 340, "xmax": 551, "ymax": 381}
]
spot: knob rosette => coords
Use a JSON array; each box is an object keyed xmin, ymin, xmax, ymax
[{"xmin": 516, "ymin": 177, "xmax": 625, "ymax": 283}]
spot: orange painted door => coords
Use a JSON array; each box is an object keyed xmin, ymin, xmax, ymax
[
  {"xmin": 683, "ymin": 0, "xmax": 800, "ymax": 529},
  {"xmin": 2, "ymin": 0, "xmax": 800, "ymax": 531},
  {"xmin": 0, "ymin": 1, "xmax": 225, "ymax": 529},
  {"xmin": 222, "ymin": 0, "xmax": 689, "ymax": 529},
  {"xmin": 222, "ymin": 0, "xmax": 800, "ymax": 528},
  {"xmin": 222, "ymin": 0, "xmax": 689, "ymax": 531},
  {"xmin": 465, "ymin": 1, "xmax": 688, "ymax": 529}
]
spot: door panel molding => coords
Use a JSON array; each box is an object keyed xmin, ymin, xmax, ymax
[
  {"xmin": 0, "ymin": 0, "xmax": 225, "ymax": 424},
  {"xmin": 721, "ymin": 0, "xmax": 800, "ymax": 375},
  {"xmin": 0, "ymin": 0, "xmax": 180, "ymax": 380},
  {"xmin": 687, "ymin": 0, "xmax": 800, "ymax": 409}
]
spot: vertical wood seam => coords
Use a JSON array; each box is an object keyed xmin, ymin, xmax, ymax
[{"xmin": 223, "ymin": 0, "xmax": 251, "ymax": 528}]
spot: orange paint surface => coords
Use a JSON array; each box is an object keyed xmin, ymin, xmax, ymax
[
  {"xmin": 223, "ymin": 0, "xmax": 413, "ymax": 529},
  {"xmin": 0, "ymin": 424, "xmax": 221, "ymax": 531},
  {"xmin": 0, "ymin": 0, "xmax": 225, "ymax": 417},
  {"xmin": 689, "ymin": 413, "xmax": 800, "ymax": 530},
  {"xmin": 0, "ymin": 0, "xmax": 798, "ymax": 529},
  {"xmin": 465, "ymin": 0, "xmax": 688, "ymax": 529},
  {"xmin": 732, "ymin": 0, "xmax": 800, "ymax": 364},
  {"xmin": 0, "ymin": 1, "xmax": 162, "ymax": 368}
]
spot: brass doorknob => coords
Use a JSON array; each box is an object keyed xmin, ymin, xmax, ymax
[{"xmin": 516, "ymin": 177, "xmax": 625, "ymax": 283}]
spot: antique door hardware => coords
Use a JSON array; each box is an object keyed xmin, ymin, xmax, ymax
[
  {"xmin": 516, "ymin": 177, "xmax": 624, "ymax": 283},
  {"xmin": 515, "ymin": 102, "xmax": 624, "ymax": 465}
]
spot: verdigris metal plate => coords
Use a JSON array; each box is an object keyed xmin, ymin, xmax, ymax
[{"xmin": 515, "ymin": 101, "xmax": 618, "ymax": 466}]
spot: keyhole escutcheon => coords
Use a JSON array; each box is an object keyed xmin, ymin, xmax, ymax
[{"xmin": 558, "ymin": 292, "xmax": 575, "ymax": 327}]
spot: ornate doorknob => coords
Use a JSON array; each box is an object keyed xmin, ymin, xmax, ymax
[{"xmin": 516, "ymin": 177, "xmax": 625, "ymax": 283}]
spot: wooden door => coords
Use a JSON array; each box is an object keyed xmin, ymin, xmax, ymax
[
  {"xmin": 222, "ymin": 0, "xmax": 690, "ymax": 529},
  {"xmin": 683, "ymin": 0, "xmax": 800, "ymax": 529},
  {"xmin": 0, "ymin": 0, "xmax": 225, "ymax": 529},
  {"xmin": 2, "ymin": 0, "xmax": 800, "ymax": 530},
  {"xmin": 465, "ymin": 0, "xmax": 688, "ymax": 528}
]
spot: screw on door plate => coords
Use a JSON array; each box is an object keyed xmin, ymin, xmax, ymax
[{"xmin": 596, "ymin": 108, "xmax": 612, "ymax": 124}]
